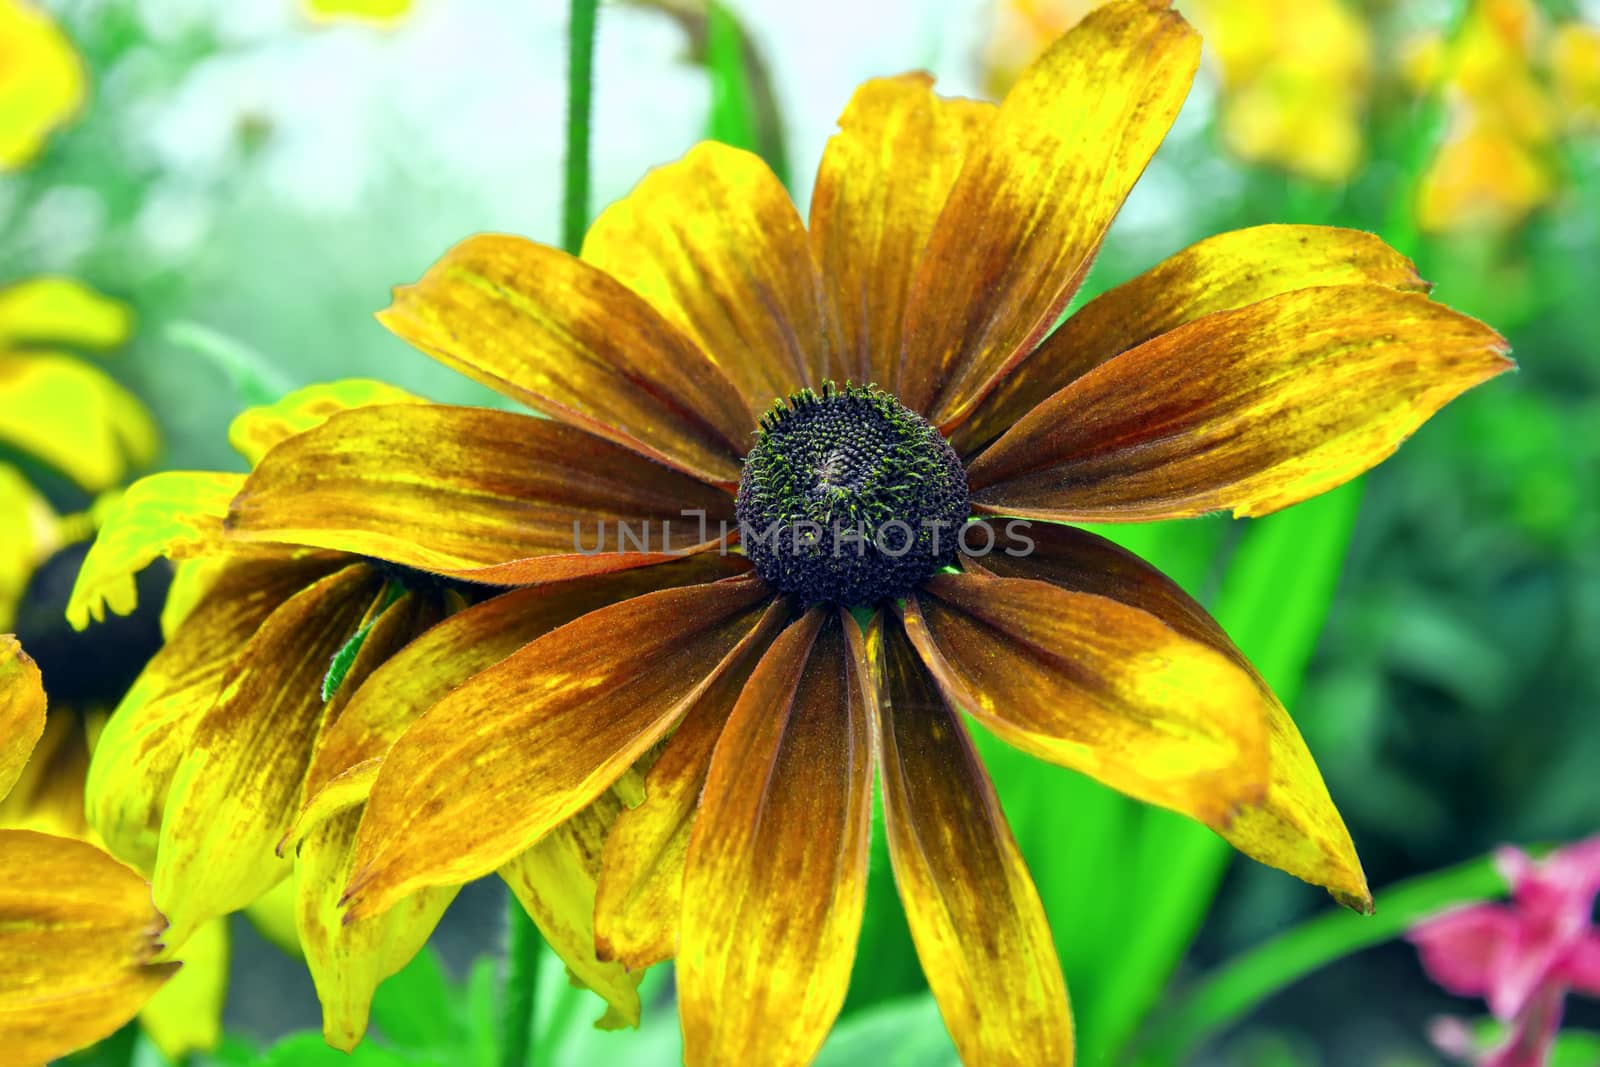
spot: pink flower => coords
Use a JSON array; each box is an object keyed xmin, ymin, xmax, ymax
[{"xmin": 1409, "ymin": 835, "xmax": 1600, "ymax": 1066}]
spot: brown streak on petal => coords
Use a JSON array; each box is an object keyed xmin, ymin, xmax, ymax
[{"xmin": 0, "ymin": 636, "xmax": 46, "ymax": 801}]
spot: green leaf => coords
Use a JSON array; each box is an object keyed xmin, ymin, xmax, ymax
[
  {"xmin": 815, "ymin": 993, "xmax": 958, "ymax": 1067},
  {"xmin": 369, "ymin": 946, "xmax": 461, "ymax": 1052},
  {"xmin": 704, "ymin": 1, "xmax": 788, "ymax": 185},
  {"xmin": 251, "ymin": 1032, "xmax": 447, "ymax": 1067}
]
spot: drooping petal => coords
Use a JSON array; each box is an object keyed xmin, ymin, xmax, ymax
[
  {"xmin": 154, "ymin": 564, "xmax": 377, "ymax": 948},
  {"xmin": 85, "ymin": 557, "xmax": 342, "ymax": 873},
  {"xmin": 678, "ymin": 609, "xmax": 873, "ymax": 1067},
  {"xmin": 809, "ymin": 74, "xmax": 993, "ymax": 391},
  {"xmin": 1409, "ymin": 903, "xmax": 1519, "ymax": 1000},
  {"xmin": 0, "ymin": 352, "xmax": 158, "ymax": 491},
  {"xmin": 342, "ymin": 578, "xmax": 785, "ymax": 922},
  {"xmin": 379, "ymin": 236, "xmax": 753, "ymax": 485},
  {"xmin": 903, "ymin": 572, "xmax": 1269, "ymax": 831},
  {"xmin": 582, "ymin": 141, "xmax": 835, "ymax": 406},
  {"xmin": 500, "ymin": 780, "xmax": 645, "ymax": 1031},
  {"xmin": 898, "ymin": 0, "xmax": 1201, "ymax": 423},
  {"xmin": 1560, "ymin": 932, "xmax": 1600, "ymax": 995},
  {"xmin": 66, "ymin": 470, "xmax": 252, "ymax": 628},
  {"xmin": 592, "ymin": 605, "xmax": 770, "ymax": 971},
  {"xmin": 973, "ymin": 523, "xmax": 1370, "ymax": 907},
  {"xmin": 228, "ymin": 378, "xmax": 426, "ymax": 467},
  {"xmin": 296, "ymin": 808, "xmax": 456, "ymax": 1051},
  {"xmin": 0, "ymin": 636, "xmax": 45, "ymax": 800},
  {"xmin": 226, "ymin": 404, "xmax": 738, "ymax": 584},
  {"xmin": 0, "ymin": 829, "xmax": 177, "ymax": 1065},
  {"xmin": 952, "ymin": 225, "xmax": 1431, "ymax": 454},
  {"xmin": 867, "ymin": 612, "xmax": 1073, "ymax": 1064},
  {"xmin": 137, "ymin": 915, "xmax": 228, "ymax": 1060},
  {"xmin": 968, "ymin": 286, "xmax": 1513, "ymax": 521}
]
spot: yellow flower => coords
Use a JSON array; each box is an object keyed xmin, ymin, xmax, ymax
[
  {"xmin": 0, "ymin": 0, "xmax": 84, "ymax": 170},
  {"xmin": 0, "ymin": 635, "xmax": 178, "ymax": 1065},
  {"xmin": 197, "ymin": 2, "xmax": 1507, "ymax": 1061},
  {"xmin": 300, "ymin": 0, "xmax": 412, "ymax": 27},
  {"xmin": 0, "ymin": 276, "xmax": 158, "ymax": 493},
  {"xmin": 980, "ymin": 0, "xmax": 1372, "ymax": 182}
]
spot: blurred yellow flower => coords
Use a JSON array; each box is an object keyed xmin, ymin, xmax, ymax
[
  {"xmin": 0, "ymin": 276, "xmax": 158, "ymax": 493},
  {"xmin": 301, "ymin": 0, "xmax": 412, "ymax": 27},
  {"xmin": 979, "ymin": 0, "xmax": 1373, "ymax": 182},
  {"xmin": 0, "ymin": 0, "xmax": 84, "ymax": 170},
  {"xmin": 1409, "ymin": 0, "xmax": 1600, "ymax": 233}
]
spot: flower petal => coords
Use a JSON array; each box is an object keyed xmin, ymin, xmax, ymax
[
  {"xmin": 67, "ymin": 471, "xmax": 250, "ymax": 628},
  {"xmin": 867, "ymin": 612, "xmax": 1073, "ymax": 1065},
  {"xmin": 953, "ymin": 225, "xmax": 1431, "ymax": 454},
  {"xmin": 226, "ymin": 404, "xmax": 738, "ymax": 584},
  {"xmin": 137, "ymin": 916, "xmax": 228, "ymax": 1060},
  {"xmin": 500, "ymin": 780, "xmax": 645, "ymax": 1030},
  {"xmin": 968, "ymin": 286, "xmax": 1513, "ymax": 521},
  {"xmin": 0, "ymin": 829, "xmax": 177, "ymax": 1065},
  {"xmin": 0, "ymin": 636, "xmax": 45, "ymax": 801},
  {"xmin": 296, "ymin": 808, "xmax": 455, "ymax": 1051},
  {"xmin": 582, "ymin": 141, "xmax": 833, "ymax": 407},
  {"xmin": 593, "ymin": 609, "xmax": 770, "ymax": 971},
  {"xmin": 898, "ymin": 0, "xmax": 1200, "ymax": 423},
  {"xmin": 809, "ymin": 74, "xmax": 993, "ymax": 391},
  {"xmin": 903, "ymin": 572, "xmax": 1269, "ymax": 830},
  {"xmin": 0, "ymin": 276, "xmax": 131, "ymax": 350},
  {"xmin": 1409, "ymin": 903, "xmax": 1519, "ymax": 1000},
  {"xmin": 378, "ymin": 236, "xmax": 751, "ymax": 485},
  {"xmin": 342, "ymin": 577, "xmax": 784, "ymax": 921},
  {"xmin": 678, "ymin": 609, "xmax": 873, "ymax": 1067},
  {"xmin": 1560, "ymin": 932, "xmax": 1600, "ymax": 996},
  {"xmin": 971, "ymin": 523, "xmax": 1370, "ymax": 907},
  {"xmin": 153, "ymin": 564, "xmax": 377, "ymax": 948},
  {"xmin": 229, "ymin": 378, "xmax": 426, "ymax": 467},
  {"xmin": 0, "ymin": 351, "xmax": 158, "ymax": 491},
  {"xmin": 85, "ymin": 557, "xmax": 342, "ymax": 874}
]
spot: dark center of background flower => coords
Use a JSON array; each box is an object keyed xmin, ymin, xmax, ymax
[
  {"xmin": 13, "ymin": 542, "xmax": 169, "ymax": 710},
  {"xmin": 735, "ymin": 383, "xmax": 969, "ymax": 607}
]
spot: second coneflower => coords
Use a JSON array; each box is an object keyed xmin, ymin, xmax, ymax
[{"xmin": 214, "ymin": 1, "xmax": 1509, "ymax": 1062}]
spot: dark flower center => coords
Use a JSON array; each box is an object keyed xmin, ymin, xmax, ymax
[
  {"xmin": 735, "ymin": 383, "xmax": 969, "ymax": 606},
  {"xmin": 13, "ymin": 542, "xmax": 169, "ymax": 709}
]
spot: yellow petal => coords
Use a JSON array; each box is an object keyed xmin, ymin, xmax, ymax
[
  {"xmin": 678, "ymin": 609, "xmax": 873, "ymax": 1067},
  {"xmin": 225, "ymin": 403, "xmax": 737, "ymax": 585},
  {"xmin": 137, "ymin": 916, "xmax": 227, "ymax": 1059},
  {"xmin": 809, "ymin": 74, "xmax": 993, "ymax": 391},
  {"xmin": 0, "ymin": 276, "xmax": 131, "ymax": 350},
  {"xmin": 954, "ymin": 224, "xmax": 1430, "ymax": 454},
  {"xmin": 0, "ymin": 635, "xmax": 46, "ymax": 801},
  {"xmin": 899, "ymin": 0, "xmax": 1201, "ymax": 424},
  {"xmin": 967, "ymin": 286, "xmax": 1513, "ymax": 520},
  {"xmin": 0, "ymin": 712, "xmax": 89, "ymax": 839},
  {"xmin": 0, "ymin": 463, "xmax": 59, "ymax": 630},
  {"xmin": 582, "ymin": 141, "xmax": 833, "ymax": 409},
  {"xmin": 0, "ymin": 829, "xmax": 176, "ymax": 1064},
  {"xmin": 342, "ymin": 578, "xmax": 784, "ymax": 922},
  {"xmin": 66, "ymin": 471, "xmax": 248, "ymax": 628},
  {"xmin": 301, "ymin": 0, "xmax": 412, "ymax": 26},
  {"xmin": 0, "ymin": 0, "xmax": 85, "ymax": 169},
  {"xmin": 903, "ymin": 573, "xmax": 1270, "ymax": 830},
  {"xmin": 0, "ymin": 352, "xmax": 158, "ymax": 492},
  {"xmin": 500, "ymin": 781, "xmax": 644, "ymax": 1031},
  {"xmin": 154, "ymin": 564, "xmax": 376, "ymax": 948},
  {"xmin": 869, "ymin": 614, "xmax": 1073, "ymax": 1065},
  {"xmin": 378, "ymin": 235, "xmax": 752, "ymax": 486},
  {"xmin": 244, "ymin": 875, "xmax": 303, "ymax": 958},
  {"xmin": 296, "ymin": 808, "xmax": 455, "ymax": 1051},
  {"xmin": 228, "ymin": 378, "xmax": 425, "ymax": 467},
  {"xmin": 85, "ymin": 557, "xmax": 343, "ymax": 873}
]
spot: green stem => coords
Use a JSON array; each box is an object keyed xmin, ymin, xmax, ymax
[
  {"xmin": 561, "ymin": 0, "xmax": 600, "ymax": 256},
  {"xmin": 498, "ymin": 901, "xmax": 542, "ymax": 1067},
  {"xmin": 1132, "ymin": 852, "xmax": 1510, "ymax": 1065}
]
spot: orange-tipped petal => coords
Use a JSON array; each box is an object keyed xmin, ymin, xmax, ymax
[
  {"xmin": 341, "ymin": 578, "xmax": 785, "ymax": 921},
  {"xmin": 974, "ymin": 524, "xmax": 1369, "ymax": 909},
  {"xmin": 903, "ymin": 573, "xmax": 1269, "ymax": 830},
  {"xmin": 678, "ymin": 609, "xmax": 873, "ymax": 1067},
  {"xmin": 968, "ymin": 286, "xmax": 1513, "ymax": 521},
  {"xmin": 900, "ymin": 0, "xmax": 1200, "ymax": 423},
  {"xmin": 153, "ymin": 564, "xmax": 377, "ymax": 948},
  {"xmin": 809, "ymin": 74, "xmax": 993, "ymax": 391},
  {"xmin": 0, "ymin": 636, "xmax": 45, "ymax": 800},
  {"xmin": 0, "ymin": 829, "xmax": 177, "ymax": 1064},
  {"xmin": 953, "ymin": 225, "xmax": 1431, "ymax": 454},
  {"xmin": 868, "ymin": 613, "xmax": 1073, "ymax": 1065},
  {"xmin": 225, "ymin": 403, "xmax": 737, "ymax": 584},
  {"xmin": 378, "ymin": 236, "xmax": 751, "ymax": 485},
  {"xmin": 582, "ymin": 141, "xmax": 835, "ymax": 408}
]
